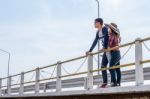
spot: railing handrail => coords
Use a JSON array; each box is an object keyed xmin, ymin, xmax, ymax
[
  {"xmin": 0, "ymin": 37, "xmax": 150, "ymax": 87},
  {"xmin": 1, "ymin": 59, "xmax": 150, "ymax": 89},
  {"xmin": 0, "ymin": 62, "xmax": 137, "ymax": 88}
]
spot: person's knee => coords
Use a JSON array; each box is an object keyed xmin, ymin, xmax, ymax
[
  {"xmin": 101, "ymin": 65, "xmax": 106, "ymax": 68},
  {"xmin": 116, "ymin": 68, "xmax": 121, "ymax": 73},
  {"xmin": 109, "ymin": 69, "xmax": 113, "ymax": 73},
  {"xmin": 109, "ymin": 61, "xmax": 116, "ymax": 66}
]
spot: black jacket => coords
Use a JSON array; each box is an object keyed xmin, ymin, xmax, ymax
[{"xmin": 89, "ymin": 26, "xmax": 109, "ymax": 52}]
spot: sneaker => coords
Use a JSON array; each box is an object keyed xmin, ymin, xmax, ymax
[
  {"xmin": 100, "ymin": 83, "xmax": 107, "ymax": 88},
  {"xmin": 110, "ymin": 83, "xmax": 117, "ymax": 87}
]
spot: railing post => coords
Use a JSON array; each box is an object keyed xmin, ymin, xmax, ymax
[
  {"xmin": 135, "ymin": 38, "xmax": 144, "ymax": 86},
  {"xmin": 35, "ymin": 68, "xmax": 40, "ymax": 94},
  {"xmin": 19, "ymin": 72, "xmax": 24, "ymax": 95},
  {"xmin": 7, "ymin": 76, "xmax": 11, "ymax": 95},
  {"xmin": 56, "ymin": 61, "xmax": 61, "ymax": 92},
  {"xmin": 87, "ymin": 54, "xmax": 93, "ymax": 90},
  {"xmin": 0, "ymin": 78, "xmax": 2, "ymax": 96}
]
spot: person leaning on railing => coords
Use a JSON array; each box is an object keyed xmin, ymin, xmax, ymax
[
  {"xmin": 86, "ymin": 18, "xmax": 110, "ymax": 88},
  {"xmin": 106, "ymin": 23, "xmax": 121, "ymax": 87}
]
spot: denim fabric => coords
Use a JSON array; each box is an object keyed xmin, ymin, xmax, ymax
[
  {"xmin": 101, "ymin": 52, "xmax": 109, "ymax": 83},
  {"xmin": 109, "ymin": 51, "xmax": 121, "ymax": 84}
]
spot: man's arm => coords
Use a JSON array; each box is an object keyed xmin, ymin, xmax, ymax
[
  {"xmin": 102, "ymin": 27, "xmax": 109, "ymax": 49},
  {"xmin": 89, "ymin": 33, "xmax": 99, "ymax": 52}
]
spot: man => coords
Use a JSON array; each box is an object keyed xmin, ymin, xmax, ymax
[{"xmin": 86, "ymin": 18, "xmax": 109, "ymax": 88}]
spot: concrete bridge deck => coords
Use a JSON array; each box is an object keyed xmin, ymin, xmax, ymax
[{"xmin": 1, "ymin": 85, "xmax": 150, "ymax": 99}]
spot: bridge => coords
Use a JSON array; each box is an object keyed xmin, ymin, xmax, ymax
[{"xmin": 0, "ymin": 37, "xmax": 150, "ymax": 99}]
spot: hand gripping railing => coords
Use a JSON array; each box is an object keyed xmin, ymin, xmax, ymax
[{"xmin": 0, "ymin": 37, "xmax": 150, "ymax": 96}]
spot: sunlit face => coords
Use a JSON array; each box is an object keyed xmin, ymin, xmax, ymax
[{"xmin": 94, "ymin": 21, "xmax": 102, "ymax": 29}]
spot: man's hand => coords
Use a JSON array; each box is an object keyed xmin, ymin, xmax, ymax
[
  {"xmin": 100, "ymin": 48, "xmax": 107, "ymax": 52},
  {"xmin": 86, "ymin": 51, "xmax": 92, "ymax": 56}
]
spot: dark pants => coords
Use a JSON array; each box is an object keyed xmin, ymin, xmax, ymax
[
  {"xmin": 101, "ymin": 52, "xmax": 109, "ymax": 84},
  {"xmin": 101, "ymin": 51, "xmax": 121, "ymax": 84},
  {"xmin": 109, "ymin": 51, "xmax": 121, "ymax": 84}
]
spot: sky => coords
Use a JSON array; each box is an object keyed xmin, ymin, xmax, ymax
[{"xmin": 0, "ymin": 0, "xmax": 150, "ymax": 79}]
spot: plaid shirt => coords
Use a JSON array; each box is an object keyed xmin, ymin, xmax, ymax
[{"xmin": 109, "ymin": 33, "xmax": 120, "ymax": 51}]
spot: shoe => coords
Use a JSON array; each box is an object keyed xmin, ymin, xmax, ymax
[
  {"xmin": 100, "ymin": 83, "xmax": 107, "ymax": 88},
  {"xmin": 117, "ymin": 83, "xmax": 121, "ymax": 86},
  {"xmin": 110, "ymin": 83, "xmax": 117, "ymax": 87}
]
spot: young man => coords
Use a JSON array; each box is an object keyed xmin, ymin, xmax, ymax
[{"xmin": 86, "ymin": 18, "xmax": 109, "ymax": 88}]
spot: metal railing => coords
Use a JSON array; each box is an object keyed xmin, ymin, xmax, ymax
[{"xmin": 0, "ymin": 37, "xmax": 150, "ymax": 96}]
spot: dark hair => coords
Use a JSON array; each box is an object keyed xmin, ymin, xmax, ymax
[{"xmin": 95, "ymin": 18, "xmax": 103, "ymax": 25}]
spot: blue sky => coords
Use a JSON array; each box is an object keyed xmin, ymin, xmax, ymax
[{"xmin": 0, "ymin": 0, "xmax": 150, "ymax": 78}]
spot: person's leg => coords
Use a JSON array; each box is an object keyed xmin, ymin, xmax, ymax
[
  {"xmin": 106, "ymin": 52, "xmax": 111, "ymax": 63},
  {"xmin": 106, "ymin": 52, "xmax": 113, "ymax": 84},
  {"xmin": 101, "ymin": 52, "xmax": 108, "ymax": 84},
  {"xmin": 116, "ymin": 66, "xmax": 121, "ymax": 86},
  {"xmin": 115, "ymin": 51, "xmax": 121, "ymax": 86},
  {"xmin": 109, "ymin": 51, "xmax": 117, "ymax": 86}
]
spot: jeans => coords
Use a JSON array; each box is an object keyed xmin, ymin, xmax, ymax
[
  {"xmin": 101, "ymin": 52, "xmax": 110, "ymax": 83},
  {"xmin": 109, "ymin": 50, "xmax": 121, "ymax": 84}
]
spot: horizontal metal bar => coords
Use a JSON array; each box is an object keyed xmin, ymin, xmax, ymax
[
  {"xmin": 92, "ymin": 41, "xmax": 135, "ymax": 55},
  {"xmin": 39, "ymin": 63, "xmax": 57, "ymax": 70},
  {"xmin": 61, "ymin": 55, "xmax": 87, "ymax": 64},
  {"xmin": 10, "ymin": 83, "xmax": 20, "ymax": 87},
  {"xmin": 23, "ymin": 69, "xmax": 36, "ymax": 74},
  {"xmin": 39, "ymin": 77, "xmax": 57, "ymax": 82},
  {"xmin": 60, "ymin": 71, "xmax": 87, "ymax": 78},
  {"xmin": 92, "ymin": 62, "xmax": 135, "ymax": 73},
  {"xmin": 59, "ymin": 62, "xmax": 135, "ymax": 78},
  {"xmin": 0, "ymin": 85, "xmax": 7, "ymax": 88},
  {"xmin": 23, "ymin": 80, "xmax": 36, "ymax": 84},
  {"xmin": 141, "ymin": 37, "xmax": 150, "ymax": 42},
  {"xmin": 141, "ymin": 60, "xmax": 150, "ymax": 64},
  {"xmin": 1, "ymin": 70, "xmax": 36, "ymax": 80}
]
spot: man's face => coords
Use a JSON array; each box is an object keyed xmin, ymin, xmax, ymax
[{"xmin": 94, "ymin": 21, "xmax": 102, "ymax": 29}]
